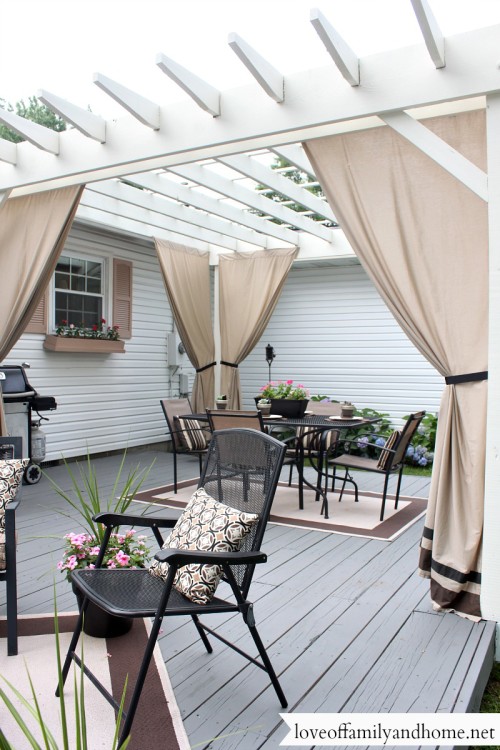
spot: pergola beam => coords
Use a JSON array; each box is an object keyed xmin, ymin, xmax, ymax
[
  {"xmin": 0, "ymin": 108, "xmax": 59, "ymax": 154},
  {"xmin": 168, "ymin": 161, "xmax": 333, "ymax": 240},
  {"xmin": 38, "ymin": 89, "xmax": 106, "ymax": 142},
  {"xmin": 380, "ymin": 110, "xmax": 488, "ymax": 201},
  {"xmin": 410, "ymin": 0, "xmax": 445, "ymax": 69},
  {"xmin": 271, "ymin": 145, "xmax": 317, "ymax": 180},
  {"xmin": 93, "ymin": 73, "xmax": 161, "ymax": 130},
  {"xmin": 0, "ymin": 139, "xmax": 17, "ymax": 165},
  {"xmin": 156, "ymin": 53, "xmax": 220, "ymax": 116},
  {"xmin": 122, "ymin": 171, "xmax": 289, "ymax": 244},
  {"xmin": 80, "ymin": 187, "xmax": 243, "ymax": 251},
  {"xmin": 218, "ymin": 153, "xmax": 336, "ymax": 222},
  {"xmin": 310, "ymin": 8, "xmax": 360, "ymax": 86},
  {"xmin": 2, "ymin": 24, "xmax": 500, "ymax": 194},
  {"xmin": 228, "ymin": 33, "xmax": 284, "ymax": 102}
]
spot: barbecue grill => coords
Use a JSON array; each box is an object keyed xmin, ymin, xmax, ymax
[{"xmin": 0, "ymin": 364, "xmax": 57, "ymax": 484}]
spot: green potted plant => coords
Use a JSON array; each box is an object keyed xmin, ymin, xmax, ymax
[
  {"xmin": 256, "ymin": 397, "xmax": 272, "ymax": 416},
  {"xmin": 48, "ymin": 452, "xmax": 153, "ymax": 637},
  {"xmin": 256, "ymin": 380, "xmax": 310, "ymax": 418},
  {"xmin": 215, "ymin": 394, "xmax": 228, "ymax": 410}
]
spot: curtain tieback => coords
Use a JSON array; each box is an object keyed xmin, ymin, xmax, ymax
[
  {"xmin": 196, "ymin": 362, "xmax": 216, "ymax": 373},
  {"xmin": 445, "ymin": 371, "xmax": 488, "ymax": 385},
  {"xmin": 220, "ymin": 360, "xmax": 239, "ymax": 368}
]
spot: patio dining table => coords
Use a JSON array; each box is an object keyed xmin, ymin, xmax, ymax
[{"xmin": 188, "ymin": 411, "xmax": 377, "ymax": 519}]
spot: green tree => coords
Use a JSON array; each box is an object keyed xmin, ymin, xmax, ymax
[{"xmin": 0, "ymin": 95, "xmax": 66, "ymax": 142}]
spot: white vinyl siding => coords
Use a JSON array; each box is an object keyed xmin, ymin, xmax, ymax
[
  {"xmin": 5, "ymin": 222, "xmax": 195, "ymax": 460},
  {"xmin": 239, "ymin": 261, "xmax": 443, "ymax": 426}
]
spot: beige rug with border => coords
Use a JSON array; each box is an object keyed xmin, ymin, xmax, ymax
[
  {"xmin": 0, "ymin": 613, "xmax": 189, "ymax": 750},
  {"xmin": 134, "ymin": 479, "xmax": 427, "ymax": 541}
]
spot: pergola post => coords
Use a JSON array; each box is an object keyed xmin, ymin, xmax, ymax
[{"xmin": 482, "ymin": 92, "xmax": 500, "ymax": 651}]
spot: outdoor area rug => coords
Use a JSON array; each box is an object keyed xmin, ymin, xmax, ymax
[
  {"xmin": 0, "ymin": 613, "xmax": 189, "ymax": 750},
  {"xmin": 134, "ymin": 479, "xmax": 427, "ymax": 541}
]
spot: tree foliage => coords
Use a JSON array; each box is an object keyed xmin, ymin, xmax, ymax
[{"xmin": 0, "ymin": 95, "xmax": 66, "ymax": 142}]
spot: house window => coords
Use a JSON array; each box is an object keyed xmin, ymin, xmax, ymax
[{"xmin": 54, "ymin": 255, "xmax": 105, "ymax": 328}]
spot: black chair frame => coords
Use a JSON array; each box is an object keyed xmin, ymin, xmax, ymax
[
  {"xmin": 0, "ymin": 436, "xmax": 23, "ymax": 656},
  {"xmin": 58, "ymin": 428, "xmax": 287, "ymax": 747},
  {"xmin": 160, "ymin": 398, "xmax": 209, "ymax": 493}
]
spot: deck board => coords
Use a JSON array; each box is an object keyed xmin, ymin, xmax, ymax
[{"xmin": 1, "ymin": 449, "xmax": 494, "ymax": 750}]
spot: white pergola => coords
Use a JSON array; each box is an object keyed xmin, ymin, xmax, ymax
[{"xmin": 1, "ymin": 1, "xmax": 500, "ymax": 632}]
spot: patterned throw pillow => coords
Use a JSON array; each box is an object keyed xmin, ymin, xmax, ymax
[
  {"xmin": 148, "ymin": 487, "xmax": 259, "ymax": 604},
  {"xmin": 376, "ymin": 431, "xmax": 401, "ymax": 470},
  {"xmin": 0, "ymin": 458, "xmax": 28, "ymax": 569},
  {"xmin": 0, "ymin": 459, "xmax": 29, "ymax": 533},
  {"xmin": 175, "ymin": 417, "xmax": 209, "ymax": 451}
]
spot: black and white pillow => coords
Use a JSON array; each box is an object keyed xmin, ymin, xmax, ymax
[
  {"xmin": 148, "ymin": 487, "xmax": 259, "ymax": 604},
  {"xmin": 0, "ymin": 459, "xmax": 29, "ymax": 532}
]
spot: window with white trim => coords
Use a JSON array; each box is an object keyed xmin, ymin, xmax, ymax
[{"xmin": 53, "ymin": 254, "xmax": 105, "ymax": 329}]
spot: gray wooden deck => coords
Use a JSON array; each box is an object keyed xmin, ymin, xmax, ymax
[{"xmin": 1, "ymin": 447, "xmax": 495, "ymax": 749}]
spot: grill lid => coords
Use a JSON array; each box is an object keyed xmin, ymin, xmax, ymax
[{"xmin": 0, "ymin": 365, "xmax": 36, "ymax": 399}]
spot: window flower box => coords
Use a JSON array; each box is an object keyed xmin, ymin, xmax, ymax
[{"xmin": 43, "ymin": 335, "xmax": 125, "ymax": 353}]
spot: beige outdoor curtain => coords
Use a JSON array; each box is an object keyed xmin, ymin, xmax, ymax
[
  {"xmin": 304, "ymin": 109, "xmax": 488, "ymax": 620},
  {"xmin": 219, "ymin": 247, "xmax": 298, "ymax": 408},
  {"xmin": 0, "ymin": 185, "xmax": 84, "ymax": 435},
  {"xmin": 155, "ymin": 240, "xmax": 216, "ymax": 412}
]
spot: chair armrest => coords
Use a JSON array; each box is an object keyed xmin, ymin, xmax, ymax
[
  {"xmin": 93, "ymin": 511, "xmax": 181, "ymax": 528},
  {"xmin": 5, "ymin": 499, "xmax": 21, "ymax": 516},
  {"xmin": 154, "ymin": 548, "xmax": 267, "ymax": 566}
]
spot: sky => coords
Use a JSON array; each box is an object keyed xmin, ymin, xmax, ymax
[{"xmin": 2, "ymin": 0, "xmax": 500, "ymax": 120}]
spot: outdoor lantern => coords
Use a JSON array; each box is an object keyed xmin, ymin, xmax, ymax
[{"xmin": 265, "ymin": 344, "xmax": 275, "ymax": 381}]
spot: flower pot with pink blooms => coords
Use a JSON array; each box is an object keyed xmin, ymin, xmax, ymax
[
  {"xmin": 256, "ymin": 380, "xmax": 310, "ymax": 418},
  {"xmin": 49, "ymin": 451, "xmax": 153, "ymax": 637}
]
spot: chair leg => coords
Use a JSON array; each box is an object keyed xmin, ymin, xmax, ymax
[
  {"xmin": 380, "ymin": 472, "xmax": 391, "ymax": 522},
  {"xmin": 173, "ymin": 451, "xmax": 178, "ymax": 494},
  {"xmin": 5, "ymin": 524, "xmax": 18, "ymax": 656},
  {"xmin": 118, "ymin": 613, "xmax": 165, "ymax": 746},
  {"xmin": 58, "ymin": 608, "xmax": 86, "ymax": 692},
  {"xmin": 394, "ymin": 467, "xmax": 404, "ymax": 510},
  {"xmin": 191, "ymin": 614, "xmax": 213, "ymax": 653},
  {"xmin": 288, "ymin": 461, "xmax": 293, "ymax": 486},
  {"xmin": 246, "ymin": 615, "xmax": 287, "ymax": 708},
  {"xmin": 6, "ymin": 569, "xmax": 18, "ymax": 656}
]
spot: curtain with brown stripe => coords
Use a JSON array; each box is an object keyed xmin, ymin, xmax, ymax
[{"xmin": 304, "ymin": 110, "xmax": 487, "ymax": 620}]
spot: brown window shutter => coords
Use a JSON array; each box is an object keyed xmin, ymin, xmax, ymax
[
  {"xmin": 24, "ymin": 293, "xmax": 48, "ymax": 334},
  {"xmin": 113, "ymin": 258, "xmax": 132, "ymax": 339}
]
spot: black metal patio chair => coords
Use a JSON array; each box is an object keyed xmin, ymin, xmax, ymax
[
  {"xmin": 327, "ymin": 411, "xmax": 426, "ymax": 521},
  {"xmin": 58, "ymin": 428, "xmax": 287, "ymax": 746},
  {"xmin": 0, "ymin": 436, "xmax": 26, "ymax": 656},
  {"xmin": 160, "ymin": 397, "xmax": 210, "ymax": 492}
]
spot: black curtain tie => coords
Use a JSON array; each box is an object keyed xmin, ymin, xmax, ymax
[{"xmin": 445, "ymin": 371, "xmax": 488, "ymax": 385}]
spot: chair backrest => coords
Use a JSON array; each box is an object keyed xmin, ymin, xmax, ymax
[
  {"xmin": 160, "ymin": 398, "xmax": 193, "ymax": 450},
  {"xmin": 391, "ymin": 411, "xmax": 426, "ymax": 467},
  {"xmin": 206, "ymin": 409, "xmax": 265, "ymax": 433},
  {"xmin": 310, "ymin": 401, "xmax": 342, "ymax": 416},
  {"xmin": 198, "ymin": 428, "xmax": 286, "ymax": 596}
]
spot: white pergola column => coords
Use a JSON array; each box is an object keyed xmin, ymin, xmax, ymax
[
  {"xmin": 213, "ymin": 263, "xmax": 221, "ymax": 403},
  {"xmin": 482, "ymin": 92, "xmax": 500, "ymax": 653}
]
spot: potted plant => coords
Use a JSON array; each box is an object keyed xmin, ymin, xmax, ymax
[
  {"xmin": 256, "ymin": 398, "xmax": 272, "ymax": 416},
  {"xmin": 48, "ymin": 452, "xmax": 153, "ymax": 637},
  {"xmin": 215, "ymin": 394, "xmax": 228, "ymax": 409},
  {"xmin": 256, "ymin": 380, "xmax": 310, "ymax": 418}
]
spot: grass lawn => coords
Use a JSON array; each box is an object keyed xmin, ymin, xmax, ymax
[{"xmin": 471, "ymin": 661, "xmax": 500, "ymax": 749}]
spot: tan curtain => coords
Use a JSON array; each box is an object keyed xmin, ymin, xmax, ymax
[
  {"xmin": 304, "ymin": 109, "xmax": 487, "ymax": 620},
  {"xmin": 0, "ymin": 185, "xmax": 84, "ymax": 435},
  {"xmin": 219, "ymin": 247, "xmax": 298, "ymax": 408},
  {"xmin": 155, "ymin": 240, "xmax": 215, "ymax": 412}
]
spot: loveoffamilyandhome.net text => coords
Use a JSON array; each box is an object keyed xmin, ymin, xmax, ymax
[{"xmin": 280, "ymin": 713, "xmax": 500, "ymax": 746}]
